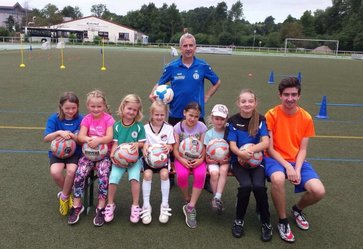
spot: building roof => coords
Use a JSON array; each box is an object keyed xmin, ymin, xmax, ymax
[
  {"xmin": 57, "ymin": 16, "xmax": 141, "ymax": 34},
  {"xmin": 0, "ymin": 2, "xmax": 26, "ymax": 12}
]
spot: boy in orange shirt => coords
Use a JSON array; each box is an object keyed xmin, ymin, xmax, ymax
[{"xmin": 265, "ymin": 77, "xmax": 325, "ymax": 243}]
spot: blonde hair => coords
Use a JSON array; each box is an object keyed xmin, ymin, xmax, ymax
[
  {"xmin": 86, "ymin": 89, "xmax": 111, "ymax": 114},
  {"xmin": 58, "ymin": 91, "xmax": 79, "ymax": 120},
  {"xmin": 179, "ymin": 33, "xmax": 196, "ymax": 47},
  {"xmin": 237, "ymin": 89, "xmax": 259, "ymax": 137},
  {"xmin": 149, "ymin": 100, "xmax": 168, "ymax": 122},
  {"xmin": 117, "ymin": 94, "xmax": 143, "ymax": 122}
]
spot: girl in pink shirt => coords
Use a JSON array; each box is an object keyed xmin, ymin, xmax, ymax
[{"xmin": 68, "ymin": 90, "xmax": 115, "ymax": 227}]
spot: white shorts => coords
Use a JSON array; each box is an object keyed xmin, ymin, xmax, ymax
[{"xmin": 208, "ymin": 164, "xmax": 220, "ymax": 173}]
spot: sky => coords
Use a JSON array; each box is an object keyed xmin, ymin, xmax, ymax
[{"xmin": 1, "ymin": 0, "xmax": 332, "ymax": 23}]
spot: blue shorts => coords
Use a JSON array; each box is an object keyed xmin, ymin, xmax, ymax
[
  {"xmin": 264, "ymin": 157, "xmax": 319, "ymax": 193},
  {"xmin": 109, "ymin": 158, "xmax": 143, "ymax": 184}
]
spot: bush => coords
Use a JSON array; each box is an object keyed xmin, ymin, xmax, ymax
[{"xmin": 0, "ymin": 27, "xmax": 9, "ymax": 37}]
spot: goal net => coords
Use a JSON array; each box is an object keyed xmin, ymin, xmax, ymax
[{"xmin": 284, "ymin": 38, "xmax": 339, "ymax": 57}]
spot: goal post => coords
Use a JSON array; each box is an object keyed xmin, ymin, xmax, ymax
[{"xmin": 284, "ymin": 38, "xmax": 339, "ymax": 57}]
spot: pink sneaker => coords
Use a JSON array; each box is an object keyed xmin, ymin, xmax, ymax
[
  {"xmin": 104, "ymin": 203, "xmax": 116, "ymax": 223},
  {"xmin": 130, "ymin": 205, "xmax": 141, "ymax": 223}
]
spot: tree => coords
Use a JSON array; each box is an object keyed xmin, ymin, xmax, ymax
[
  {"xmin": 91, "ymin": 4, "xmax": 108, "ymax": 17},
  {"xmin": 280, "ymin": 22, "xmax": 304, "ymax": 42},
  {"xmin": 183, "ymin": 7, "xmax": 213, "ymax": 34},
  {"xmin": 300, "ymin": 11, "xmax": 316, "ymax": 37},
  {"xmin": 40, "ymin": 4, "xmax": 63, "ymax": 25},
  {"xmin": 5, "ymin": 15, "xmax": 15, "ymax": 32},
  {"xmin": 159, "ymin": 4, "xmax": 182, "ymax": 42},
  {"xmin": 0, "ymin": 27, "xmax": 10, "ymax": 36},
  {"xmin": 61, "ymin": 6, "xmax": 83, "ymax": 19},
  {"xmin": 262, "ymin": 16, "xmax": 276, "ymax": 35},
  {"xmin": 228, "ymin": 0, "xmax": 243, "ymax": 21}
]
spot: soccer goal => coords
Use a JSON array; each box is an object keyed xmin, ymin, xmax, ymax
[{"xmin": 284, "ymin": 38, "xmax": 339, "ymax": 57}]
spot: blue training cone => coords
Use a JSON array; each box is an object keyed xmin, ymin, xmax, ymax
[
  {"xmin": 315, "ymin": 96, "xmax": 329, "ymax": 119},
  {"xmin": 268, "ymin": 71, "xmax": 275, "ymax": 84},
  {"xmin": 297, "ymin": 72, "xmax": 302, "ymax": 83}
]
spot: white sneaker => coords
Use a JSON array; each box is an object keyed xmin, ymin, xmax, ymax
[
  {"xmin": 159, "ymin": 204, "xmax": 172, "ymax": 223},
  {"xmin": 140, "ymin": 206, "xmax": 152, "ymax": 224}
]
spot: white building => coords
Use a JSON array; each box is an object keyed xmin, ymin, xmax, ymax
[
  {"xmin": 47, "ymin": 16, "xmax": 147, "ymax": 44},
  {"xmin": 0, "ymin": 2, "xmax": 27, "ymax": 28}
]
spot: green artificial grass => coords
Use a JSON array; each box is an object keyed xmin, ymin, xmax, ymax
[{"xmin": 0, "ymin": 47, "xmax": 362, "ymax": 249}]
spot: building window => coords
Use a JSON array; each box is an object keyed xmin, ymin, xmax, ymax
[
  {"xmin": 98, "ymin": 31, "xmax": 109, "ymax": 39},
  {"xmin": 118, "ymin": 32, "xmax": 129, "ymax": 41},
  {"xmin": 83, "ymin": 31, "xmax": 88, "ymax": 38}
]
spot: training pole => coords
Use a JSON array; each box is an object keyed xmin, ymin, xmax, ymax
[
  {"xmin": 101, "ymin": 39, "xmax": 106, "ymax": 71},
  {"xmin": 19, "ymin": 37, "xmax": 26, "ymax": 68},
  {"xmin": 60, "ymin": 38, "xmax": 65, "ymax": 69}
]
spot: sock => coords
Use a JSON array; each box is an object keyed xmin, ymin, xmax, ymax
[
  {"xmin": 142, "ymin": 180, "xmax": 152, "ymax": 208},
  {"xmin": 187, "ymin": 203, "xmax": 194, "ymax": 211},
  {"xmin": 61, "ymin": 193, "xmax": 69, "ymax": 201},
  {"xmin": 292, "ymin": 204, "xmax": 302, "ymax": 213},
  {"xmin": 279, "ymin": 218, "xmax": 288, "ymax": 225},
  {"xmin": 160, "ymin": 179, "xmax": 170, "ymax": 207},
  {"xmin": 215, "ymin": 193, "xmax": 222, "ymax": 199}
]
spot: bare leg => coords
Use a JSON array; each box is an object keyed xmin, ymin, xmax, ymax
[
  {"xmin": 296, "ymin": 179, "xmax": 325, "ymax": 210},
  {"xmin": 270, "ymin": 171, "xmax": 287, "ymax": 219}
]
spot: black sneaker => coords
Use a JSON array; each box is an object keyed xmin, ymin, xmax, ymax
[
  {"xmin": 261, "ymin": 223, "xmax": 273, "ymax": 242},
  {"xmin": 93, "ymin": 208, "xmax": 105, "ymax": 227},
  {"xmin": 232, "ymin": 219, "xmax": 244, "ymax": 238}
]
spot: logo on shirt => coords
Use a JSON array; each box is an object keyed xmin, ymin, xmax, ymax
[
  {"xmin": 193, "ymin": 72, "xmax": 199, "ymax": 80},
  {"xmin": 161, "ymin": 134, "xmax": 168, "ymax": 142},
  {"xmin": 174, "ymin": 73, "xmax": 185, "ymax": 80},
  {"xmin": 131, "ymin": 131, "xmax": 138, "ymax": 139}
]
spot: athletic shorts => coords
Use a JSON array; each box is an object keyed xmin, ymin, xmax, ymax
[
  {"xmin": 264, "ymin": 157, "xmax": 319, "ymax": 193},
  {"xmin": 142, "ymin": 158, "xmax": 169, "ymax": 173},
  {"xmin": 109, "ymin": 158, "xmax": 143, "ymax": 184},
  {"xmin": 207, "ymin": 164, "xmax": 220, "ymax": 173},
  {"xmin": 49, "ymin": 153, "xmax": 81, "ymax": 166}
]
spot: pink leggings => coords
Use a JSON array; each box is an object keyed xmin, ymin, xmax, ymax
[{"xmin": 174, "ymin": 159, "xmax": 206, "ymax": 189}]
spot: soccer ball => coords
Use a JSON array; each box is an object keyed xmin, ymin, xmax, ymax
[
  {"xmin": 145, "ymin": 144, "xmax": 169, "ymax": 169},
  {"xmin": 238, "ymin": 143, "xmax": 263, "ymax": 169},
  {"xmin": 82, "ymin": 143, "xmax": 108, "ymax": 162},
  {"xmin": 179, "ymin": 137, "xmax": 203, "ymax": 161},
  {"xmin": 113, "ymin": 143, "xmax": 139, "ymax": 168},
  {"xmin": 154, "ymin": 85, "xmax": 174, "ymax": 104},
  {"xmin": 50, "ymin": 137, "xmax": 76, "ymax": 159},
  {"xmin": 206, "ymin": 138, "xmax": 230, "ymax": 163}
]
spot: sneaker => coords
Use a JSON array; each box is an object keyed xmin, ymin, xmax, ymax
[
  {"xmin": 68, "ymin": 205, "xmax": 84, "ymax": 225},
  {"xmin": 68, "ymin": 193, "xmax": 74, "ymax": 209},
  {"xmin": 140, "ymin": 206, "xmax": 152, "ymax": 225},
  {"xmin": 93, "ymin": 208, "xmax": 105, "ymax": 227},
  {"xmin": 182, "ymin": 205, "xmax": 197, "ymax": 228},
  {"xmin": 104, "ymin": 203, "xmax": 116, "ymax": 223},
  {"xmin": 215, "ymin": 198, "xmax": 225, "ymax": 215},
  {"xmin": 130, "ymin": 205, "xmax": 141, "ymax": 223},
  {"xmin": 59, "ymin": 195, "xmax": 70, "ymax": 216},
  {"xmin": 261, "ymin": 223, "xmax": 273, "ymax": 242},
  {"xmin": 211, "ymin": 197, "xmax": 218, "ymax": 211},
  {"xmin": 57, "ymin": 191, "xmax": 62, "ymax": 199},
  {"xmin": 277, "ymin": 223, "xmax": 295, "ymax": 243},
  {"xmin": 292, "ymin": 208, "xmax": 309, "ymax": 230},
  {"xmin": 159, "ymin": 204, "xmax": 172, "ymax": 223},
  {"xmin": 232, "ymin": 219, "xmax": 244, "ymax": 238}
]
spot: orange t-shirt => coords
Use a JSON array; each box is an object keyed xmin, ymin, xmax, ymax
[{"xmin": 265, "ymin": 105, "xmax": 315, "ymax": 162}]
